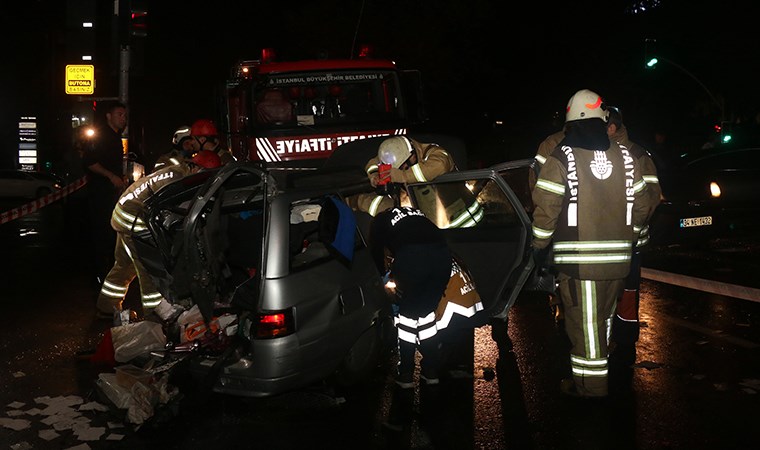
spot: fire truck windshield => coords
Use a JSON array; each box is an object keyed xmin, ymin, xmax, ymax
[{"xmin": 252, "ymin": 70, "xmax": 405, "ymax": 128}]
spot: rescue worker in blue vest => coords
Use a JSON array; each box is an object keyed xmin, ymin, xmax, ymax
[
  {"xmin": 95, "ymin": 150, "xmax": 222, "ymax": 320},
  {"xmin": 151, "ymin": 125, "xmax": 194, "ymax": 172},
  {"xmin": 531, "ymin": 89, "xmax": 650, "ymax": 398},
  {"xmin": 606, "ymin": 106, "xmax": 662, "ymax": 366}
]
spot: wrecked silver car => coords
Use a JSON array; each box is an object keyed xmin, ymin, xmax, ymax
[{"xmin": 133, "ymin": 138, "xmax": 535, "ymax": 398}]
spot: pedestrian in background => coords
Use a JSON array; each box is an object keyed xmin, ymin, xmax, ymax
[
  {"xmin": 82, "ymin": 101, "xmax": 128, "ymax": 285},
  {"xmin": 96, "ymin": 150, "xmax": 222, "ymax": 320},
  {"xmin": 606, "ymin": 106, "xmax": 662, "ymax": 367},
  {"xmin": 531, "ymin": 89, "xmax": 650, "ymax": 398}
]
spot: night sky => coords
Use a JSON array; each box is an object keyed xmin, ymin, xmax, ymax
[{"xmin": 2, "ymin": 0, "xmax": 757, "ymax": 170}]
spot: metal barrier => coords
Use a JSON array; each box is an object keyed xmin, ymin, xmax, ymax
[
  {"xmin": 642, "ymin": 267, "xmax": 760, "ymax": 303},
  {"xmin": 0, "ymin": 176, "xmax": 88, "ymax": 225}
]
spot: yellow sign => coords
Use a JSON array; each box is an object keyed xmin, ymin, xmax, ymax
[{"xmin": 65, "ymin": 65, "xmax": 95, "ymax": 95}]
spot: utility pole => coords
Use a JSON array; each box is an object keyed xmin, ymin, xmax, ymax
[
  {"xmin": 113, "ymin": 0, "xmax": 131, "ymax": 176},
  {"xmin": 119, "ymin": 45, "xmax": 130, "ymax": 106},
  {"xmin": 114, "ymin": 0, "xmax": 131, "ymax": 106}
]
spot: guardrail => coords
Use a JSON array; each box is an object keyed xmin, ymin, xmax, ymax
[
  {"xmin": 0, "ymin": 176, "xmax": 87, "ymax": 225},
  {"xmin": 642, "ymin": 267, "xmax": 760, "ymax": 303}
]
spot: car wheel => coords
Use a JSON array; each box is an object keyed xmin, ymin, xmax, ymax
[{"xmin": 36, "ymin": 187, "xmax": 52, "ymax": 198}]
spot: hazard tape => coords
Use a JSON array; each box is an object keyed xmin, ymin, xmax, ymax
[{"xmin": 0, "ymin": 176, "xmax": 88, "ymax": 225}]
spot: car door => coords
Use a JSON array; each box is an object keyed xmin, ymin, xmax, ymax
[{"xmin": 406, "ymin": 159, "xmax": 536, "ymax": 325}]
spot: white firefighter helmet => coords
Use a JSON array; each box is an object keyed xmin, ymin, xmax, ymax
[
  {"xmin": 377, "ymin": 136, "xmax": 414, "ymax": 169},
  {"xmin": 172, "ymin": 126, "xmax": 192, "ymax": 146},
  {"xmin": 566, "ymin": 89, "xmax": 608, "ymax": 123}
]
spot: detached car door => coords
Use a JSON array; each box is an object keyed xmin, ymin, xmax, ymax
[{"xmin": 406, "ymin": 159, "xmax": 536, "ymax": 325}]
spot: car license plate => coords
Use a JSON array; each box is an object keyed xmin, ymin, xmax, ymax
[{"xmin": 679, "ymin": 216, "xmax": 713, "ymax": 228}]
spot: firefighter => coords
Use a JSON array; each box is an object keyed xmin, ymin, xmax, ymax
[
  {"xmin": 606, "ymin": 106, "xmax": 662, "ymax": 365},
  {"xmin": 531, "ymin": 89, "xmax": 650, "ymax": 398},
  {"xmin": 189, "ymin": 119, "xmax": 236, "ymax": 165},
  {"xmin": 533, "ymin": 128, "xmax": 567, "ymax": 325},
  {"xmin": 347, "ymin": 136, "xmax": 456, "ymax": 217},
  {"xmin": 95, "ymin": 150, "xmax": 223, "ymax": 320},
  {"xmin": 151, "ymin": 125, "xmax": 194, "ymax": 172}
]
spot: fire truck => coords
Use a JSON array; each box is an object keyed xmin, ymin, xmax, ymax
[{"xmin": 221, "ymin": 48, "xmax": 431, "ymax": 165}]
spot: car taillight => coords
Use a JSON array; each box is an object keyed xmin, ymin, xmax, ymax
[{"xmin": 254, "ymin": 309, "xmax": 294, "ymax": 339}]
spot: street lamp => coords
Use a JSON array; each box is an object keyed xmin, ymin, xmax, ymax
[{"xmin": 643, "ymin": 39, "xmax": 725, "ymax": 122}]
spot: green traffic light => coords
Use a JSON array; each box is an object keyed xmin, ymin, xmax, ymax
[
  {"xmin": 646, "ymin": 57, "xmax": 658, "ymax": 68},
  {"xmin": 722, "ymin": 134, "xmax": 732, "ymax": 144}
]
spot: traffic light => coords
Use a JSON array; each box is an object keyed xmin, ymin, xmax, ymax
[
  {"xmin": 130, "ymin": 9, "xmax": 148, "ymax": 37},
  {"xmin": 644, "ymin": 38, "xmax": 657, "ymax": 69},
  {"xmin": 720, "ymin": 122, "xmax": 732, "ymax": 144},
  {"xmin": 714, "ymin": 123, "xmax": 733, "ymax": 145}
]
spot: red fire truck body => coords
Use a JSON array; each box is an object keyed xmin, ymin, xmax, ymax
[{"xmin": 222, "ymin": 51, "xmax": 425, "ymax": 164}]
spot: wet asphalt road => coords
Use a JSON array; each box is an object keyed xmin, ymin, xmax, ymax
[{"xmin": 1, "ymin": 196, "xmax": 760, "ymax": 449}]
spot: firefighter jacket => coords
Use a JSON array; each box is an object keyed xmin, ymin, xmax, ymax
[
  {"xmin": 365, "ymin": 138, "xmax": 456, "ymax": 185},
  {"xmin": 152, "ymin": 149, "xmax": 187, "ymax": 173},
  {"xmin": 357, "ymin": 139, "xmax": 456, "ymax": 217},
  {"xmin": 111, "ymin": 163, "xmax": 194, "ymax": 234},
  {"xmin": 534, "ymin": 130, "xmax": 565, "ymax": 169},
  {"xmin": 215, "ymin": 146, "xmax": 236, "ymax": 165},
  {"xmin": 531, "ymin": 142, "xmax": 650, "ymax": 280},
  {"xmin": 609, "ymin": 125, "xmax": 662, "ymax": 248}
]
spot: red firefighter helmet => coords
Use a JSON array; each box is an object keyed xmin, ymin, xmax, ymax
[
  {"xmin": 190, "ymin": 119, "xmax": 218, "ymax": 137},
  {"xmin": 191, "ymin": 150, "xmax": 222, "ymax": 169}
]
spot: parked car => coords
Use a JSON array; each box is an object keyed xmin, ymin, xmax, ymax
[
  {"xmin": 650, "ymin": 147, "xmax": 760, "ymax": 245},
  {"xmin": 132, "ymin": 137, "xmax": 534, "ymax": 398},
  {"xmin": 0, "ymin": 170, "xmax": 63, "ymax": 199}
]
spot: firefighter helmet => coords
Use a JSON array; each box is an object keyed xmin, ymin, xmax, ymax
[
  {"xmin": 566, "ymin": 89, "xmax": 608, "ymax": 123},
  {"xmin": 191, "ymin": 150, "xmax": 222, "ymax": 169},
  {"xmin": 377, "ymin": 136, "xmax": 414, "ymax": 169},
  {"xmin": 172, "ymin": 125, "xmax": 191, "ymax": 146},
  {"xmin": 190, "ymin": 119, "xmax": 218, "ymax": 137}
]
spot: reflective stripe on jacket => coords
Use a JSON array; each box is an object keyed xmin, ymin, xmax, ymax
[
  {"xmin": 532, "ymin": 143, "xmax": 649, "ymax": 280},
  {"xmin": 111, "ymin": 163, "xmax": 193, "ymax": 233}
]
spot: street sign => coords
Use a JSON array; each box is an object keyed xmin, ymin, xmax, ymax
[
  {"xmin": 65, "ymin": 65, "xmax": 95, "ymax": 95},
  {"xmin": 18, "ymin": 116, "xmax": 38, "ymax": 169}
]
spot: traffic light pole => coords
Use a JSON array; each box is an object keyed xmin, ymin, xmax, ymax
[
  {"xmin": 119, "ymin": 44, "xmax": 130, "ymax": 106},
  {"xmin": 653, "ymin": 55, "xmax": 725, "ymax": 122}
]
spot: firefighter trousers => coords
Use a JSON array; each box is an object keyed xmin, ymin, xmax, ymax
[
  {"xmin": 558, "ymin": 274, "xmax": 624, "ymax": 397},
  {"xmin": 96, "ymin": 232, "xmax": 165, "ymax": 315}
]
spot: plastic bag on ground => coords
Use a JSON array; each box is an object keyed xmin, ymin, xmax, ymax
[{"xmin": 111, "ymin": 321, "xmax": 167, "ymax": 363}]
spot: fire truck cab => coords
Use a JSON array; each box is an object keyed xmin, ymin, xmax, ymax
[{"xmin": 222, "ymin": 48, "xmax": 428, "ymax": 165}]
